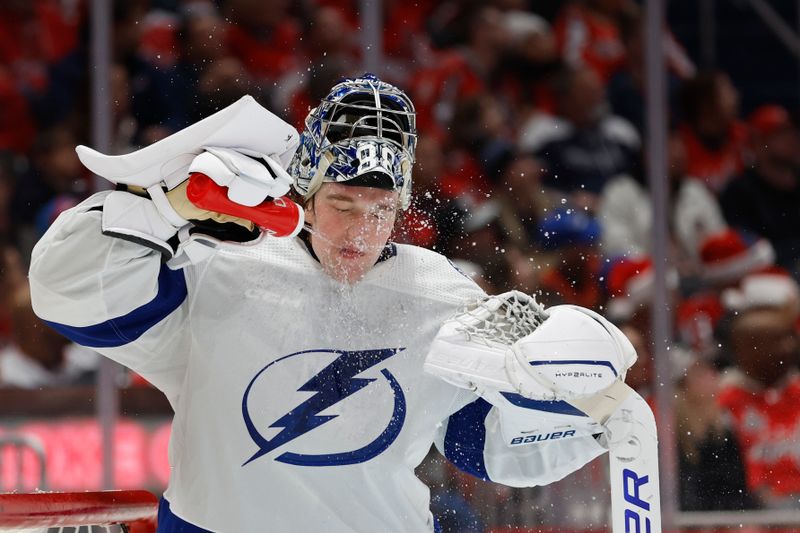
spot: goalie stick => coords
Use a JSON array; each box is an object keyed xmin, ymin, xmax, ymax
[
  {"xmin": 424, "ymin": 291, "xmax": 661, "ymax": 533},
  {"xmin": 603, "ymin": 386, "xmax": 661, "ymax": 533}
]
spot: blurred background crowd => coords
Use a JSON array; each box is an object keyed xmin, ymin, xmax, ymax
[{"xmin": 0, "ymin": 0, "xmax": 799, "ymax": 531}]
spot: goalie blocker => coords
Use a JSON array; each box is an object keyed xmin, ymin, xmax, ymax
[
  {"xmin": 424, "ymin": 291, "xmax": 661, "ymax": 533},
  {"xmin": 75, "ymin": 96, "xmax": 304, "ymax": 269}
]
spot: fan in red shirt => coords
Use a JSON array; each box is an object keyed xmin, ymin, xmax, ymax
[
  {"xmin": 409, "ymin": 5, "xmax": 511, "ymax": 133},
  {"xmin": 677, "ymin": 71, "xmax": 749, "ymax": 194},
  {"xmin": 553, "ymin": 0, "xmax": 631, "ymax": 83},
  {"xmin": 719, "ymin": 293, "xmax": 800, "ymax": 507}
]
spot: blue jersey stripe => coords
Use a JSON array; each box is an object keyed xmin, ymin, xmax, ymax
[
  {"xmin": 500, "ymin": 392, "xmax": 587, "ymax": 417},
  {"xmin": 44, "ymin": 264, "xmax": 187, "ymax": 348},
  {"xmin": 443, "ymin": 398, "xmax": 493, "ymax": 481},
  {"xmin": 157, "ymin": 498, "xmax": 212, "ymax": 532}
]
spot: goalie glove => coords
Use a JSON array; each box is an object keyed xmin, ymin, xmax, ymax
[
  {"xmin": 424, "ymin": 291, "xmax": 639, "ymax": 439},
  {"xmin": 425, "ymin": 292, "xmax": 636, "ymax": 402},
  {"xmin": 424, "ymin": 291, "xmax": 550, "ymax": 395},
  {"xmin": 508, "ymin": 304, "xmax": 637, "ymax": 403}
]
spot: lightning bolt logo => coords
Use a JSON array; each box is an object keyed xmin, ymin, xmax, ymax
[{"xmin": 242, "ymin": 348, "xmax": 406, "ymax": 467}]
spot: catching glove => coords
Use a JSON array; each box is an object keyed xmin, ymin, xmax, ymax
[
  {"xmin": 425, "ymin": 292, "xmax": 639, "ymax": 436},
  {"xmin": 425, "ymin": 292, "xmax": 636, "ymax": 401}
]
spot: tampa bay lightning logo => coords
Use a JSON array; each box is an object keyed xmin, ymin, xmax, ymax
[{"xmin": 241, "ymin": 348, "xmax": 406, "ymax": 467}]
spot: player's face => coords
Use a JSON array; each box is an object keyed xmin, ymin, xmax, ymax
[{"xmin": 305, "ymin": 183, "xmax": 399, "ymax": 284}]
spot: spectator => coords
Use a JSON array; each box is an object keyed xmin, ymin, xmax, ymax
[
  {"xmin": 382, "ymin": 0, "xmax": 438, "ymax": 67},
  {"xmin": 495, "ymin": 153, "xmax": 556, "ymax": 248},
  {"xmin": 179, "ymin": 3, "xmax": 260, "ymax": 130},
  {"xmin": 393, "ymin": 134, "xmax": 465, "ymax": 253},
  {"xmin": 606, "ymin": 11, "xmax": 694, "ymax": 135},
  {"xmin": 619, "ymin": 323, "xmax": 652, "ymax": 398},
  {"xmin": 0, "ymin": 0, "xmax": 81, "ymax": 149},
  {"xmin": 604, "ymin": 255, "xmax": 679, "ymax": 334},
  {"xmin": 496, "ymin": 10, "xmax": 561, "ymax": 116},
  {"xmin": 478, "ymin": 154, "xmax": 554, "ymax": 298},
  {"xmin": 301, "ymin": 4, "xmax": 359, "ymax": 66},
  {"xmin": 10, "ymin": 125, "xmax": 87, "ymax": 258},
  {"xmin": 443, "ymin": 193, "xmax": 515, "ymax": 288},
  {"xmin": 446, "ymin": 4, "xmax": 509, "ymax": 84},
  {"xmin": 675, "ymin": 292, "xmax": 726, "ymax": 358},
  {"xmin": 720, "ymin": 104, "xmax": 800, "ymax": 279},
  {"xmin": 610, "ymin": 263, "xmax": 754, "ymax": 512},
  {"xmin": 552, "ymin": 0, "xmax": 634, "ymax": 83},
  {"xmin": 598, "ymin": 129, "xmax": 726, "ymax": 262},
  {"xmin": 677, "ymin": 70, "xmax": 748, "ymax": 193},
  {"xmin": 445, "ymin": 196, "xmax": 503, "ymax": 263},
  {"xmin": 312, "ymin": 0, "xmax": 436, "ymax": 75},
  {"xmin": 195, "ymin": 55, "xmax": 258, "ymax": 123},
  {"xmin": 518, "ymin": 65, "xmax": 640, "ymax": 204},
  {"xmin": 675, "ymin": 349, "xmax": 754, "ymax": 510},
  {"xmin": 272, "ymin": 5, "xmax": 361, "ymax": 123},
  {"xmin": 449, "ymin": 93, "xmax": 515, "ymax": 180},
  {"xmin": 609, "ymin": 288, "xmax": 750, "ymax": 514},
  {"xmin": 719, "ymin": 296, "xmax": 800, "ymax": 508},
  {"xmin": 535, "ymin": 207, "xmax": 604, "ymax": 309},
  {"xmin": 0, "ymin": 245, "xmax": 97, "ymax": 388},
  {"xmin": 119, "ymin": 2, "xmax": 180, "ymax": 142},
  {"xmin": 408, "ymin": 5, "xmax": 506, "ymax": 132}
]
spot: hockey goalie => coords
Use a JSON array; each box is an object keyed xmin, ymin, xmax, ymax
[{"xmin": 28, "ymin": 74, "xmax": 659, "ymax": 532}]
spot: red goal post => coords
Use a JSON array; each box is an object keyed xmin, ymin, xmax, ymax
[{"xmin": 0, "ymin": 490, "xmax": 158, "ymax": 532}]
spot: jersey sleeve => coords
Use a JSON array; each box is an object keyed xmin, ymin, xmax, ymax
[
  {"xmin": 433, "ymin": 392, "xmax": 607, "ymax": 487},
  {"xmin": 28, "ymin": 191, "xmax": 197, "ymax": 402}
]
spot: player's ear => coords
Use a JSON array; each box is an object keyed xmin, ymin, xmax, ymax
[{"xmin": 303, "ymin": 196, "xmax": 316, "ymax": 226}]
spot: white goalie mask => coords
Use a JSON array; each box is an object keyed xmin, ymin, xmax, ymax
[{"xmin": 289, "ymin": 74, "xmax": 417, "ymax": 209}]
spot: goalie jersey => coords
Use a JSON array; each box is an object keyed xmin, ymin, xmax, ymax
[{"xmin": 29, "ymin": 192, "xmax": 606, "ymax": 532}]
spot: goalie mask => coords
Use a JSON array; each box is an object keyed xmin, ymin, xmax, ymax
[{"xmin": 289, "ymin": 74, "xmax": 417, "ymax": 209}]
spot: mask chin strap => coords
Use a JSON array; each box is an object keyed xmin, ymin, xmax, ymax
[{"xmin": 304, "ymin": 151, "xmax": 335, "ymax": 201}]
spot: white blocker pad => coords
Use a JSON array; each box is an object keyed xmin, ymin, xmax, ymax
[{"xmin": 76, "ymin": 95, "xmax": 299, "ymax": 190}]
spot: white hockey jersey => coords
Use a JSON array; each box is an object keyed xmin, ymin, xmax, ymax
[{"xmin": 29, "ymin": 192, "xmax": 606, "ymax": 533}]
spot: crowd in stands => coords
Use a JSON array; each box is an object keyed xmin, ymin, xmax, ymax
[{"xmin": 1, "ymin": 0, "xmax": 799, "ymax": 529}]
